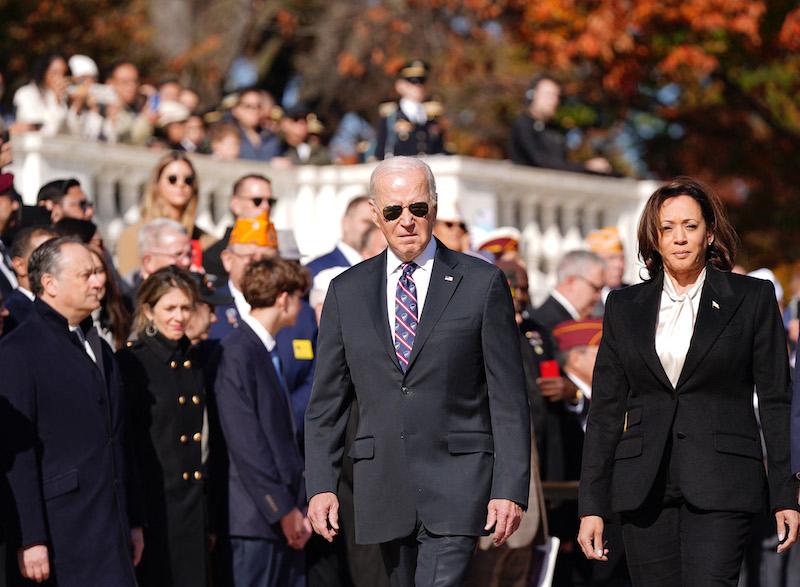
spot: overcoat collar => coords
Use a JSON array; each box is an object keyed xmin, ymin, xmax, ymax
[
  {"xmin": 364, "ymin": 238, "xmax": 463, "ymax": 375},
  {"xmin": 629, "ymin": 264, "xmax": 743, "ymax": 392}
]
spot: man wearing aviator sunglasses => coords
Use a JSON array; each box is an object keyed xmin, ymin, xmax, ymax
[
  {"xmin": 374, "ymin": 59, "xmax": 446, "ymax": 160},
  {"xmin": 306, "ymin": 157, "xmax": 530, "ymax": 587},
  {"xmin": 203, "ymin": 173, "xmax": 276, "ymax": 281},
  {"xmin": 37, "ymin": 177, "xmax": 94, "ymax": 223}
]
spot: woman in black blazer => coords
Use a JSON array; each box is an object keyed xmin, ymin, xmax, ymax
[{"xmin": 577, "ymin": 178, "xmax": 800, "ymax": 585}]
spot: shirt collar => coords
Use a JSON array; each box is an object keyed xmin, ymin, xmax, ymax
[
  {"xmin": 386, "ymin": 237, "xmax": 437, "ymax": 277},
  {"xmin": 566, "ymin": 370, "xmax": 592, "ymax": 395},
  {"xmin": 17, "ymin": 287, "xmax": 35, "ymax": 302},
  {"xmin": 337, "ymin": 241, "xmax": 363, "ymax": 266},
  {"xmin": 663, "ymin": 267, "xmax": 707, "ymax": 302},
  {"xmin": 550, "ymin": 289, "xmax": 581, "ymax": 321},
  {"xmin": 228, "ymin": 279, "xmax": 251, "ymax": 316},
  {"xmin": 242, "ymin": 313, "xmax": 276, "ymax": 352}
]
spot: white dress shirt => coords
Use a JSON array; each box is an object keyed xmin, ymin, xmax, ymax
[
  {"xmin": 229, "ymin": 279, "xmax": 251, "ymax": 319},
  {"xmin": 242, "ymin": 311, "xmax": 277, "ymax": 353},
  {"xmin": 385, "ymin": 238, "xmax": 437, "ymax": 335},
  {"xmin": 337, "ymin": 241, "xmax": 363, "ymax": 266},
  {"xmin": 69, "ymin": 325, "xmax": 97, "ymax": 363},
  {"xmin": 655, "ymin": 268, "xmax": 707, "ymax": 387},
  {"xmin": 399, "ymin": 98, "xmax": 427, "ymax": 125},
  {"xmin": 551, "ymin": 289, "xmax": 581, "ymax": 321},
  {"xmin": 565, "ymin": 371, "xmax": 592, "ymax": 432}
]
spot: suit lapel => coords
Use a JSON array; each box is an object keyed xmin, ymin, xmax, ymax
[
  {"xmin": 629, "ymin": 274, "xmax": 674, "ymax": 392},
  {"xmin": 365, "ymin": 252, "xmax": 402, "ymax": 370},
  {"xmin": 675, "ymin": 267, "xmax": 743, "ymax": 389},
  {"xmin": 405, "ymin": 245, "xmax": 462, "ymax": 372}
]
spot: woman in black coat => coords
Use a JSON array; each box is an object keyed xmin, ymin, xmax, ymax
[
  {"xmin": 577, "ymin": 178, "xmax": 800, "ymax": 586},
  {"xmin": 118, "ymin": 266, "xmax": 208, "ymax": 586}
]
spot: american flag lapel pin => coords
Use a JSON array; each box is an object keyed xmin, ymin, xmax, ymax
[
  {"xmin": 444, "ymin": 275, "xmax": 454, "ymax": 282},
  {"xmin": 712, "ymin": 300, "xmax": 720, "ymax": 310}
]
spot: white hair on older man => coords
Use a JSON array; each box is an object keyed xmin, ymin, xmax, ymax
[
  {"xmin": 556, "ymin": 250, "xmax": 606, "ymax": 285},
  {"xmin": 368, "ymin": 156, "xmax": 438, "ymax": 204},
  {"xmin": 138, "ymin": 218, "xmax": 187, "ymax": 257}
]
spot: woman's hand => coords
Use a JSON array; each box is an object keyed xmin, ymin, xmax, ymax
[
  {"xmin": 775, "ymin": 509, "xmax": 800, "ymax": 553},
  {"xmin": 578, "ymin": 515, "xmax": 608, "ymax": 561}
]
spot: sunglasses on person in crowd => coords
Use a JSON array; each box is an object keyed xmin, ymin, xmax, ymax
[
  {"xmin": 167, "ymin": 174, "xmax": 195, "ymax": 187},
  {"xmin": 441, "ymin": 220, "xmax": 467, "ymax": 231},
  {"xmin": 240, "ymin": 195, "xmax": 277, "ymax": 208},
  {"xmin": 382, "ymin": 201, "xmax": 429, "ymax": 221},
  {"xmin": 70, "ymin": 200, "xmax": 93, "ymax": 211}
]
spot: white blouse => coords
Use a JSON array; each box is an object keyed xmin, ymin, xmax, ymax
[{"xmin": 655, "ymin": 268, "xmax": 706, "ymax": 388}]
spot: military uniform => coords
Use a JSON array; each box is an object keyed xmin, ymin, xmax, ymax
[
  {"xmin": 374, "ymin": 100, "xmax": 445, "ymax": 160},
  {"xmin": 118, "ymin": 333, "xmax": 208, "ymax": 587}
]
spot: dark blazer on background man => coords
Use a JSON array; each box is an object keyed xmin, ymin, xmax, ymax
[
  {"xmin": 531, "ymin": 294, "xmax": 573, "ymax": 332},
  {"xmin": 580, "ymin": 266, "xmax": 798, "ymax": 520},
  {"xmin": 791, "ymin": 346, "xmax": 800, "ymax": 477},
  {"xmin": 0, "ymin": 299, "xmax": 140, "ymax": 586},
  {"xmin": 305, "ymin": 246, "xmax": 351, "ymax": 279},
  {"xmin": 305, "ymin": 241, "xmax": 531, "ymax": 545},
  {"xmin": 1, "ymin": 288, "xmax": 34, "ymax": 335},
  {"xmin": 213, "ymin": 320, "xmax": 306, "ymax": 540}
]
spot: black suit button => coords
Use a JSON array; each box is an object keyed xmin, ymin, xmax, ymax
[
  {"xmin": 676, "ymin": 432, "xmax": 687, "ymax": 439},
  {"xmin": 400, "ymin": 433, "xmax": 405, "ymax": 440},
  {"xmin": 401, "ymin": 387, "xmax": 409, "ymax": 395}
]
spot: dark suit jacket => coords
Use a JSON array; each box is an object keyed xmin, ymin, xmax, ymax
[
  {"xmin": 213, "ymin": 321, "xmax": 305, "ymax": 540},
  {"xmin": 579, "ymin": 266, "xmax": 798, "ymax": 519},
  {"xmin": 792, "ymin": 346, "xmax": 800, "ymax": 476},
  {"xmin": 202, "ymin": 226, "xmax": 232, "ymax": 283},
  {"xmin": 305, "ymin": 246, "xmax": 351, "ymax": 279},
  {"xmin": 208, "ymin": 282, "xmax": 318, "ymax": 442},
  {"xmin": 1, "ymin": 288, "xmax": 33, "ymax": 335},
  {"xmin": 305, "ymin": 241, "xmax": 531, "ymax": 544},
  {"xmin": 0, "ymin": 299, "xmax": 139, "ymax": 586},
  {"xmin": 531, "ymin": 294, "xmax": 573, "ymax": 332}
]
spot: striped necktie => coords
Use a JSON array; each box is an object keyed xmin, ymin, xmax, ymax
[{"xmin": 394, "ymin": 262, "xmax": 418, "ymax": 371}]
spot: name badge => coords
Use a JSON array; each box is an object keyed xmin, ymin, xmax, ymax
[{"xmin": 293, "ymin": 339, "xmax": 314, "ymax": 360}]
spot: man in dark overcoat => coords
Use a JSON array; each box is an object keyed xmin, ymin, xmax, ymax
[{"xmin": 0, "ymin": 237, "xmax": 143, "ymax": 585}]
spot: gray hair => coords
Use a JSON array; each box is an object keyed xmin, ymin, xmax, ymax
[
  {"xmin": 556, "ymin": 250, "xmax": 606, "ymax": 284},
  {"xmin": 28, "ymin": 236, "xmax": 84, "ymax": 296},
  {"xmin": 368, "ymin": 157, "xmax": 438, "ymax": 204},
  {"xmin": 138, "ymin": 218, "xmax": 187, "ymax": 256}
]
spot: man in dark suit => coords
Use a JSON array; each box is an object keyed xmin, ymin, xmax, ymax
[
  {"xmin": 306, "ymin": 195, "xmax": 373, "ymax": 279},
  {"xmin": 305, "ymin": 157, "xmax": 530, "ymax": 586},
  {"xmin": 2, "ymin": 226, "xmax": 58, "ymax": 335},
  {"xmin": 0, "ymin": 173, "xmax": 20, "ymax": 298},
  {"xmin": 0, "ymin": 237, "xmax": 143, "ymax": 585},
  {"xmin": 213, "ymin": 257, "xmax": 312, "ymax": 586},
  {"xmin": 374, "ymin": 61, "xmax": 446, "ymax": 160}
]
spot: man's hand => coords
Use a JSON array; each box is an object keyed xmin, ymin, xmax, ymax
[
  {"xmin": 130, "ymin": 526, "xmax": 144, "ymax": 566},
  {"xmin": 578, "ymin": 515, "xmax": 608, "ymax": 561},
  {"xmin": 585, "ymin": 157, "xmax": 612, "ymax": 174},
  {"xmin": 484, "ymin": 499, "xmax": 523, "ymax": 546},
  {"xmin": 537, "ymin": 376, "xmax": 578, "ymax": 403},
  {"xmin": 776, "ymin": 509, "xmax": 800, "ymax": 553},
  {"xmin": 280, "ymin": 507, "xmax": 313, "ymax": 550},
  {"xmin": 18, "ymin": 544, "xmax": 49, "ymax": 583},
  {"xmin": 308, "ymin": 492, "xmax": 340, "ymax": 543}
]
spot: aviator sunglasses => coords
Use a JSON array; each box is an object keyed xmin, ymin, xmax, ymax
[
  {"xmin": 382, "ymin": 202, "xmax": 429, "ymax": 221},
  {"xmin": 167, "ymin": 174, "xmax": 195, "ymax": 187}
]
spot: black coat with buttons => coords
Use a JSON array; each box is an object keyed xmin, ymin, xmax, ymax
[{"xmin": 118, "ymin": 332, "xmax": 207, "ymax": 587}]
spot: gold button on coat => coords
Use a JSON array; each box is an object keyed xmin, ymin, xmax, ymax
[
  {"xmin": 180, "ymin": 435, "xmax": 188, "ymax": 444},
  {"xmin": 183, "ymin": 360, "xmax": 192, "ymax": 369},
  {"xmin": 182, "ymin": 472, "xmax": 190, "ymax": 481},
  {"xmin": 192, "ymin": 395, "xmax": 201, "ymax": 405},
  {"xmin": 194, "ymin": 471, "xmax": 203, "ymax": 480},
  {"xmin": 170, "ymin": 361, "xmax": 178, "ymax": 369},
  {"xmin": 178, "ymin": 396, "xmax": 187, "ymax": 405},
  {"xmin": 193, "ymin": 432, "xmax": 201, "ymax": 442}
]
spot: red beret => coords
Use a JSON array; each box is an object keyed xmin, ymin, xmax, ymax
[
  {"xmin": 553, "ymin": 319, "xmax": 603, "ymax": 351},
  {"xmin": 0, "ymin": 173, "xmax": 13, "ymax": 195}
]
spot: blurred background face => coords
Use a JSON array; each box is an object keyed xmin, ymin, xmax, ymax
[
  {"xmin": 185, "ymin": 302, "xmax": 216, "ymax": 344},
  {"xmin": 157, "ymin": 160, "xmax": 195, "ymax": 210},
  {"xmin": 341, "ymin": 200, "xmax": 374, "ymax": 249},
  {"xmin": 212, "ymin": 135, "xmax": 240, "ymax": 160},
  {"xmin": 433, "ymin": 219, "xmax": 467, "ymax": 252},
  {"xmin": 142, "ymin": 231, "xmax": 192, "ymax": 276},
  {"xmin": 184, "ymin": 115, "xmax": 205, "ymax": 145},
  {"xmin": 231, "ymin": 178, "xmax": 272, "ymax": 219},
  {"xmin": 145, "ymin": 286, "xmax": 193, "ymax": 340},
  {"xmin": 281, "ymin": 117, "xmax": 308, "ymax": 146},
  {"xmin": 233, "ymin": 91, "xmax": 262, "ymax": 130},
  {"xmin": 159, "ymin": 81, "xmax": 181, "ymax": 103},
  {"xmin": 529, "ymin": 78, "xmax": 560, "ymax": 121},
  {"xmin": 46, "ymin": 243, "xmax": 103, "ymax": 320},
  {"xmin": 111, "ymin": 64, "xmax": 139, "ymax": 106},
  {"xmin": 395, "ymin": 78, "xmax": 426, "ymax": 103},
  {"xmin": 561, "ymin": 265, "xmax": 605, "ymax": 318},
  {"xmin": 45, "ymin": 57, "xmax": 68, "ymax": 93},
  {"xmin": 599, "ymin": 251, "xmax": 625, "ymax": 288},
  {"xmin": 0, "ymin": 194, "xmax": 19, "ymax": 232},
  {"xmin": 54, "ymin": 185, "xmax": 93, "ymax": 222},
  {"xmin": 222, "ymin": 243, "xmax": 275, "ymax": 288},
  {"xmin": 90, "ymin": 251, "xmax": 107, "ymax": 301}
]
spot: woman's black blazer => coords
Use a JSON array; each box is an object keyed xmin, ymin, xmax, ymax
[{"xmin": 579, "ymin": 265, "xmax": 798, "ymax": 519}]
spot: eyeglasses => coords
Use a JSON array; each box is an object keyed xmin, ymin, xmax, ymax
[
  {"xmin": 382, "ymin": 201, "xmax": 429, "ymax": 222},
  {"xmin": 441, "ymin": 220, "xmax": 466, "ymax": 231},
  {"xmin": 150, "ymin": 249, "xmax": 192, "ymax": 261},
  {"xmin": 167, "ymin": 174, "xmax": 195, "ymax": 187},
  {"xmin": 238, "ymin": 195, "xmax": 276, "ymax": 208},
  {"xmin": 578, "ymin": 276, "xmax": 604, "ymax": 293},
  {"xmin": 238, "ymin": 102, "xmax": 260, "ymax": 110},
  {"xmin": 405, "ymin": 77, "xmax": 427, "ymax": 86},
  {"xmin": 67, "ymin": 199, "xmax": 94, "ymax": 211}
]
